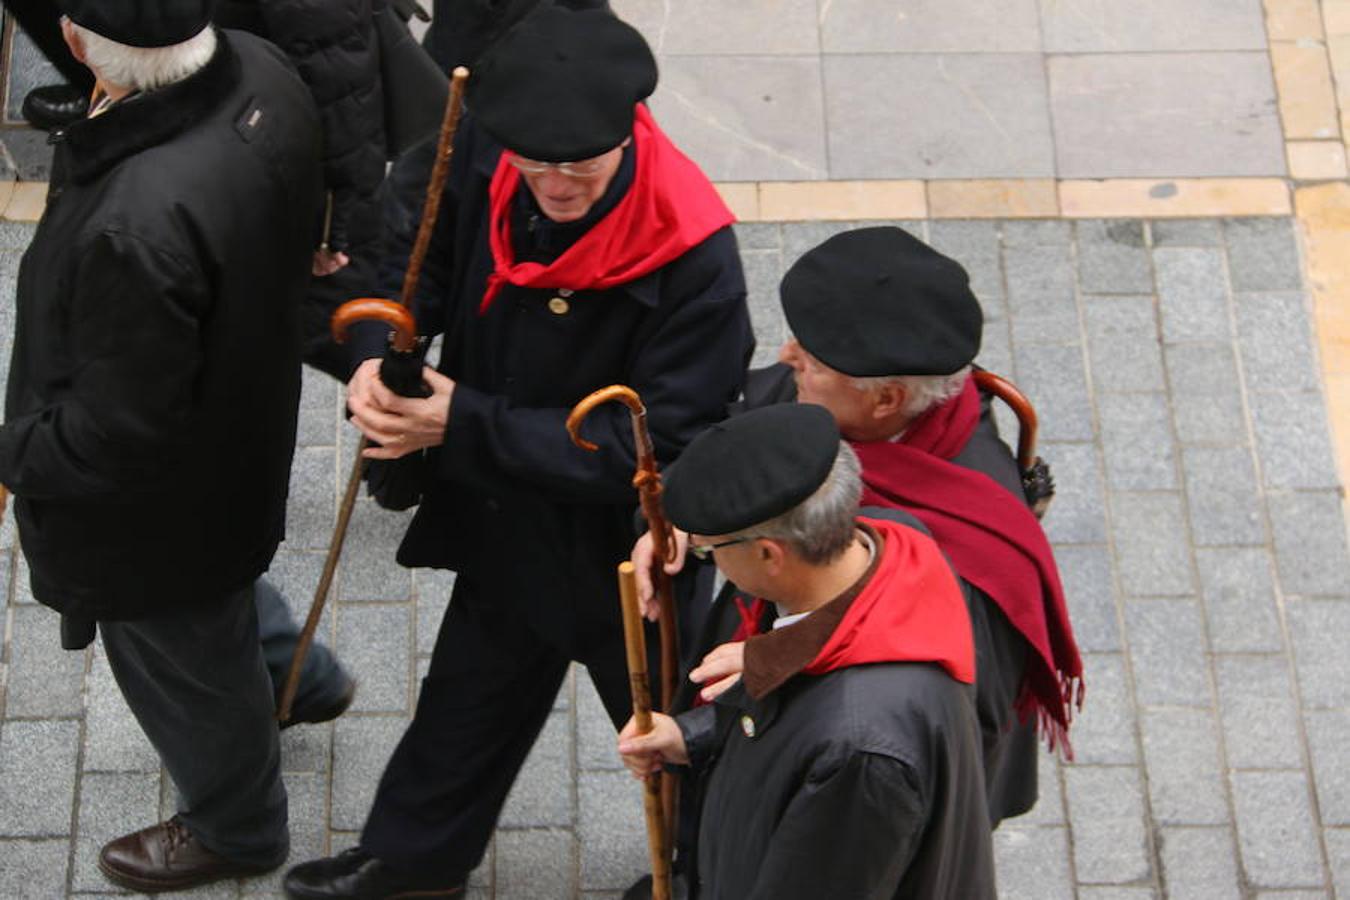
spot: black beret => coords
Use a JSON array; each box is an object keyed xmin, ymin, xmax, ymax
[
  {"xmin": 780, "ymin": 226, "xmax": 983, "ymax": 377},
  {"xmin": 437, "ymin": 0, "xmax": 612, "ymax": 70},
  {"xmin": 664, "ymin": 404, "xmax": 840, "ymax": 537},
  {"xmin": 57, "ymin": 0, "xmax": 215, "ymax": 48},
  {"xmin": 468, "ymin": 3, "xmax": 657, "ymax": 162}
]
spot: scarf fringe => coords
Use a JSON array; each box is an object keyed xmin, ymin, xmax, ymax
[{"xmin": 1015, "ymin": 671, "xmax": 1085, "ymax": 762}]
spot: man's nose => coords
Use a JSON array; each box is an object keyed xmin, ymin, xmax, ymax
[
  {"xmin": 538, "ymin": 169, "xmax": 573, "ymax": 194},
  {"xmin": 778, "ymin": 339, "xmax": 802, "ymax": 367}
]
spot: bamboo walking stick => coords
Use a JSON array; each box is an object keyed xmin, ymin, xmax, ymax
[
  {"xmin": 566, "ymin": 385, "xmax": 680, "ymax": 854},
  {"xmin": 618, "ymin": 561, "xmax": 672, "ymax": 900},
  {"xmin": 277, "ymin": 67, "xmax": 470, "ymax": 723}
]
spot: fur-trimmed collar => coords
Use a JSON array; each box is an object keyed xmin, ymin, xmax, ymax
[{"xmin": 57, "ymin": 30, "xmax": 241, "ymax": 185}]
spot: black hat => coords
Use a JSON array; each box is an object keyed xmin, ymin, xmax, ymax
[
  {"xmin": 437, "ymin": 0, "xmax": 612, "ymax": 70},
  {"xmin": 468, "ymin": 3, "xmax": 657, "ymax": 162},
  {"xmin": 664, "ymin": 404, "xmax": 840, "ymax": 537},
  {"xmin": 57, "ymin": 0, "xmax": 215, "ymax": 48},
  {"xmin": 780, "ymin": 226, "xmax": 983, "ymax": 377}
]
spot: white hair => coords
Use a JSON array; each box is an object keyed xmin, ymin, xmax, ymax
[
  {"xmin": 732, "ymin": 442, "xmax": 862, "ymax": 565},
  {"xmin": 852, "ymin": 365, "xmax": 973, "ymax": 421},
  {"xmin": 72, "ymin": 22, "xmax": 216, "ymax": 92}
]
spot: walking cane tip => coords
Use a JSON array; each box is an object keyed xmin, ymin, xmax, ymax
[{"xmin": 452, "ymin": 66, "xmax": 470, "ymax": 80}]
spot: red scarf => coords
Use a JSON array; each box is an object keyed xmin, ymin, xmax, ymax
[
  {"xmin": 478, "ymin": 104, "xmax": 735, "ymax": 314},
  {"xmin": 851, "ymin": 379, "xmax": 1084, "ymax": 756},
  {"xmin": 803, "ymin": 517, "xmax": 975, "ymax": 685}
]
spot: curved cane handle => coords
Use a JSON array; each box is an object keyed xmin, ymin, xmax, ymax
[
  {"xmin": 973, "ymin": 369, "xmax": 1039, "ymax": 472},
  {"xmin": 566, "ymin": 385, "xmax": 645, "ymax": 452},
  {"xmin": 331, "ymin": 298, "xmax": 419, "ymax": 353}
]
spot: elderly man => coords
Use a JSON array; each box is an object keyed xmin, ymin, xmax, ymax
[
  {"xmin": 628, "ymin": 226, "xmax": 1082, "ymax": 897},
  {"xmin": 283, "ymin": 5, "xmax": 751, "ymax": 898},
  {"xmin": 0, "ymin": 0, "xmax": 324, "ymax": 892},
  {"xmin": 767, "ymin": 227, "xmax": 1082, "ymax": 814},
  {"xmin": 619, "ymin": 404, "xmax": 995, "ymax": 899}
]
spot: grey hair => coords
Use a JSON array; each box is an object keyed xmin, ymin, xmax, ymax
[
  {"xmin": 852, "ymin": 365, "xmax": 972, "ymax": 421},
  {"xmin": 71, "ymin": 22, "xmax": 216, "ymax": 92},
  {"xmin": 733, "ymin": 442, "xmax": 862, "ymax": 565}
]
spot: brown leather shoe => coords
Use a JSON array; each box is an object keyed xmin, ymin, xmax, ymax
[{"xmin": 98, "ymin": 816, "xmax": 279, "ymax": 893}]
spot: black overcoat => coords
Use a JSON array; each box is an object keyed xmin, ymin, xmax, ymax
[
  {"xmin": 0, "ymin": 32, "xmax": 323, "ymax": 620},
  {"xmin": 353, "ymin": 116, "xmax": 753, "ymax": 661},
  {"xmin": 677, "ymin": 513, "xmax": 996, "ymax": 900}
]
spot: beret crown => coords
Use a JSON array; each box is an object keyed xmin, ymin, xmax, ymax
[
  {"xmin": 469, "ymin": 3, "xmax": 657, "ymax": 162},
  {"xmin": 781, "ymin": 226, "xmax": 982, "ymax": 377},
  {"xmin": 57, "ymin": 0, "xmax": 216, "ymax": 48},
  {"xmin": 664, "ymin": 404, "xmax": 841, "ymax": 536}
]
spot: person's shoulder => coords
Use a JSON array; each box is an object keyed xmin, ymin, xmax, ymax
[
  {"xmin": 652, "ymin": 224, "xmax": 746, "ymax": 303},
  {"xmin": 829, "ymin": 662, "xmax": 976, "ymax": 755},
  {"xmin": 858, "ymin": 505, "xmax": 930, "ymax": 537}
]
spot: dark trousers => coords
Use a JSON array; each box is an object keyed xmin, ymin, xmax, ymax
[
  {"xmin": 361, "ymin": 575, "xmax": 634, "ymax": 881},
  {"xmin": 99, "ymin": 582, "xmax": 289, "ymax": 868},
  {"xmin": 2, "ymin": 0, "xmax": 94, "ymax": 91},
  {"xmin": 255, "ymin": 576, "xmax": 348, "ymax": 712}
]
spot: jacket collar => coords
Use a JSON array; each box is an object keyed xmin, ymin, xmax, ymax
[
  {"xmin": 741, "ymin": 522, "xmax": 884, "ymax": 700},
  {"xmin": 59, "ymin": 30, "xmax": 240, "ymax": 186}
]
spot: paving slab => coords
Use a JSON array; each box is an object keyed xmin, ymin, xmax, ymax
[
  {"xmin": 1048, "ymin": 53, "xmax": 1286, "ymax": 178},
  {"xmin": 1214, "ymin": 654, "xmax": 1306, "ymax": 770},
  {"xmin": 648, "ymin": 56, "xmax": 828, "ymax": 183},
  {"xmin": 824, "ymin": 54, "xmax": 1056, "ymax": 179},
  {"xmin": 821, "ymin": 0, "xmax": 1042, "ymax": 53},
  {"xmin": 1157, "ymin": 826, "xmax": 1243, "ymax": 899},
  {"xmin": 1232, "ymin": 771, "xmax": 1325, "ymax": 889},
  {"xmin": 1039, "ymin": 0, "xmax": 1267, "ymax": 52}
]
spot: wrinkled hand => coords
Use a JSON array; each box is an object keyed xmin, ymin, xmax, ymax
[
  {"xmin": 689, "ymin": 641, "xmax": 745, "ymax": 703},
  {"xmin": 312, "ymin": 248, "xmax": 350, "ymax": 277},
  {"xmin": 347, "ymin": 359, "xmax": 454, "ymax": 459},
  {"xmin": 617, "ymin": 712, "xmax": 688, "ymax": 779},
  {"xmin": 630, "ymin": 528, "xmax": 689, "ymax": 622}
]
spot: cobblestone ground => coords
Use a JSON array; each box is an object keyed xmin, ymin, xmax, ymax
[{"xmin": 1, "ymin": 216, "xmax": 1347, "ymax": 898}]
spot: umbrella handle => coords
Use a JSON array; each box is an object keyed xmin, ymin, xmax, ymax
[{"xmin": 331, "ymin": 298, "xmax": 419, "ymax": 353}]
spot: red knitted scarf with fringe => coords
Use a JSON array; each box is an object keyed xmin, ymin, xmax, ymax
[{"xmin": 851, "ymin": 378, "xmax": 1084, "ymax": 756}]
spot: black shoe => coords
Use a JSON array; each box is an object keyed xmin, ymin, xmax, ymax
[
  {"xmin": 281, "ymin": 677, "xmax": 357, "ymax": 730},
  {"xmin": 283, "ymin": 848, "xmax": 465, "ymax": 899},
  {"xmin": 21, "ymin": 83, "xmax": 88, "ymax": 131}
]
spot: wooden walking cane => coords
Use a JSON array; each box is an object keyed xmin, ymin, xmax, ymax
[
  {"xmin": 277, "ymin": 66, "xmax": 470, "ymax": 723},
  {"xmin": 618, "ymin": 561, "xmax": 672, "ymax": 900},
  {"xmin": 566, "ymin": 385, "xmax": 680, "ymax": 855}
]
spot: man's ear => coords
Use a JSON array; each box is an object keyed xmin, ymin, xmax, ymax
[
  {"xmin": 871, "ymin": 381, "xmax": 907, "ymax": 420},
  {"xmin": 758, "ymin": 538, "xmax": 786, "ymax": 575},
  {"xmin": 61, "ymin": 18, "xmax": 87, "ymax": 65}
]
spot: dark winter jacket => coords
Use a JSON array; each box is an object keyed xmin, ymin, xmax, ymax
[
  {"xmin": 0, "ymin": 31, "xmax": 324, "ymax": 619},
  {"xmin": 353, "ymin": 115, "xmax": 753, "ymax": 660},
  {"xmin": 732, "ymin": 362, "xmax": 1039, "ymax": 824},
  {"xmin": 217, "ymin": 0, "xmax": 385, "ymax": 253},
  {"xmin": 677, "ymin": 515, "xmax": 996, "ymax": 900}
]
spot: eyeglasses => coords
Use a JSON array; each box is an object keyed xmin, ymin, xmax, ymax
[
  {"xmin": 508, "ymin": 154, "xmax": 610, "ymax": 179},
  {"xmin": 688, "ymin": 536, "xmax": 763, "ymax": 561}
]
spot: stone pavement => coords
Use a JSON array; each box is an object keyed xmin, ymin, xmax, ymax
[
  {"xmin": 1, "ymin": 213, "xmax": 1347, "ymax": 898},
  {"xmin": 1, "ymin": 0, "xmax": 1350, "ymax": 898}
]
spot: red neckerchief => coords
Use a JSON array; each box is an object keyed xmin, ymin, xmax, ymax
[
  {"xmin": 802, "ymin": 517, "xmax": 974, "ymax": 684},
  {"xmin": 851, "ymin": 379, "xmax": 1085, "ymax": 756},
  {"xmin": 478, "ymin": 104, "xmax": 735, "ymax": 314}
]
